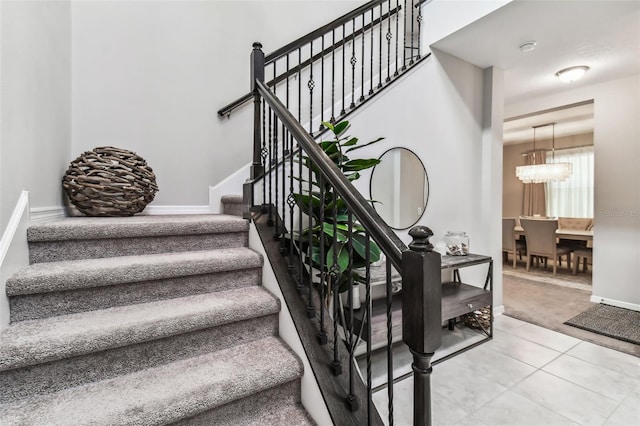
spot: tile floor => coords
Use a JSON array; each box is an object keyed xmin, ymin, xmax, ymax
[{"xmin": 371, "ymin": 315, "xmax": 640, "ymax": 426}]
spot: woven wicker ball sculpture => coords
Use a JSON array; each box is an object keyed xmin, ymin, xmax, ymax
[{"xmin": 62, "ymin": 146, "xmax": 159, "ymax": 216}]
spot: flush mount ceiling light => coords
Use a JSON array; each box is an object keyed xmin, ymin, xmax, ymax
[
  {"xmin": 519, "ymin": 41, "xmax": 537, "ymax": 52},
  {"xmin": 515, "ymin": 123, "xmax": 573, "ymax": 184},
  {"xmin": 555, "ymin": 65, "xmax": 590, "ymax": 83}
]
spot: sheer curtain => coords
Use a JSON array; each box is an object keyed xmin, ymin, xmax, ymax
[{"xmin": 546, "ymin": 146, "xmax": 594, "ymax": 218}]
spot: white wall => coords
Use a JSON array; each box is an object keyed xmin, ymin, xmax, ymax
[
  {"xmin": 71, "ymin": 0, "xmax": 362, "ymax": 208},
  {"xmin": 342, "ymin": 48, "xmax": 503, "ymax": 309},
  {"xmin": 0, "ymin": 0, "xmax": 71, "ymax": 233},
  {"xmin": 422, "ymin": 0, "xmax": 512, "ymax": 47},
  {"xmin": 506, "ymin": 74, "xmax": 640, "ymax": 309}
]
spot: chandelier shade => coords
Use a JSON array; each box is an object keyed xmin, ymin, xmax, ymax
[
  {"xmin": 516, "ymin": 122, "xmax": 573, "ymax": 184},
  {"xmin": 516, "ymin": 162, "xmax": 572, "ymax": 183}
]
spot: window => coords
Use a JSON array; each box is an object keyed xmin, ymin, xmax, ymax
[{"xmin": 545, "ymin": 146, "xmax": 594, "ymax": 218}]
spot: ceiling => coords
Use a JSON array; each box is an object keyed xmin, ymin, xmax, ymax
[{"xmin": 431, "ymin": 0, "xmax": 640, "ymax": 144}]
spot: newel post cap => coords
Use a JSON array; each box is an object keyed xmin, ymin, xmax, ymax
[
  {"xmin": 252, "ymin": 42, "xmax": 263, "ymax": 50},
  {"xmin": 408, "ymin": 226, "xmax": 434, "ymax": 252}
]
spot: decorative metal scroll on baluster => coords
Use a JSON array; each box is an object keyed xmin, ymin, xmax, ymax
[{"xmin": 218, "ymin": 0, "xmax": 430, "ymax": 126}]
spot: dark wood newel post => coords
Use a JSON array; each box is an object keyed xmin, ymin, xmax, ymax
[
  {"xmin": 402, "ymin": 226, "xmax": 442, "ymax": 426},
  {"xmin": 244, "ymin": 42, "xmax": 265, "ymax": 219}
]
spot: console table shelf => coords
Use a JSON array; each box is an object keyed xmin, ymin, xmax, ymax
[{"xmin": 350, "ymin": 253, "xmax": 493, "ymax": 359}]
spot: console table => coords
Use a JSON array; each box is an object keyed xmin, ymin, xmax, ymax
[{"xmin": 351, "ymin": 253, "xmax": 493, "ymax": 361}]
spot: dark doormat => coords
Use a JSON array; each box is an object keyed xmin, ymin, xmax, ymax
[{"xmin": 565, "ymin": 304, "xmax": 640, "ymax": 345}]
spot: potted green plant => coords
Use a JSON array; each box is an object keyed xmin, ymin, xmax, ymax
[{"xmin": 294, "ymin": 120, "xmax": 384, "ymax": 305}]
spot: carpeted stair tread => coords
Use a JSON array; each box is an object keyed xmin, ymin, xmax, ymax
[
  {"xmin": 175, "ymin": 381, "xmax": 314, "ymax": 425},
  {"xmin": 27, "ymin": 214, "xmax": 248, "ymax": 242},
  {"xmin": 6, "ymin": 247, "xmax": 262, "ymax": 296},
  {"xmin": 220, "ymin": 194, "xmax": 243, "ymax": 204},
  {"xmin": 221, "ymin": 195, "xmax": 244, "ymax": 217},
  {"xmin": 0, "ymin": 336, "xmax": 302, "ymax": 426},
  {"xmin": 0, "ymin": 287, "xmax": 279, "ymax": 371}
]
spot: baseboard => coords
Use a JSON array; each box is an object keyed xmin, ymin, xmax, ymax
[
  {"xmin": 209, "ymin": 163, "xmax": 251, "ymax": 214},
  {"xmin": 493, "ymin": 304, "xmax": 505, "ymax": 316},
  {"xmin": 590, "ymin": 295, "xmax": 640, "ymax": 312},
  {"xmin": 140, "ymin": 205, "xmax": 211, "ymax": 215},
  {"xmin": 30, "ymin": 206, "xmax": 66, "ymax": 223}
]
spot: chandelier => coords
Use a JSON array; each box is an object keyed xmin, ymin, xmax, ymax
[{"xmin": 515, "ymin": 123, "xmax": 572, "ymax": 184}]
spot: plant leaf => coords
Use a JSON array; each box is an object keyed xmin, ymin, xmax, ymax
[
  {"xmin": 322, "ymin": 222, "xmax": 348, "ymax": 242},
  {"xmin": 351, "ymin": 233, "xmax": 381, "ymax": 263},
  {"xmin": 327, "ymin": 243, "xmax": 350, "ymax": 274},
  {"xmin": 322, "ymin": 121, "xmax": 334, "ymax": 132},
  {"xmin": 346, "ymin": 172, "xmax": 360, "ymax": 181},
  {"xmin": 333, "ymin": 121, "xmax": 350, "ymax": 137},
  {"xmin": 343, "ymin": 158, "xmax": 381, "ymax": 172},
  {"xmin": 342, "ymin": 137, "xmax": 358, "ymax": 147},
  {"xmin": 345, "ymin": 137, "xmax": 385, "ymax": 153}
]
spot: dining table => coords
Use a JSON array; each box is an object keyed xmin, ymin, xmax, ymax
[{"xmin": 514, "ymin": 226, "xmax": 593, "ymax": 242}]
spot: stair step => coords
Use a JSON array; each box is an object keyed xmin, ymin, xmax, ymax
[
  {"xmin": 221, "ymin": 194, "xmax": 244, "ymax": 217},
  {"xmin": 7, "ymin": 248, "xmax": 264, "ymax": 321},
  {"xmin": 0, "ymin": 286, "xmax": 279, "ymax": 372},
  {"xmin": 0, "ymin": 336, "xmax": 303, "ymax": 426},
  {"xmin": 27, "ymin": 214, "xmax": 249, "ymax": 263},
  {"xmin": 174, "ymin": 381, "xmax": 313, "ymax": 425}
]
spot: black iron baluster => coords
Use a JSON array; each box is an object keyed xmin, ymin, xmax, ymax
[
  {"xmin": 369, "ymin": 9, "xmax": 374, "ymax": 95},
  {"xmin": 386, "ymin": 0, "xmax": 392, "ymax": 82},
  {"xmin": 402, "ymin": 0, "xmax": 407, "ymax": 70},
  {"xmin": 345, "ymin": 211, "xmax": 358, "ymax": 412},
  {"xmin": 261, "ymin": 99, "xmax": 268, "ymax": 212},
  {"xmin": 386, "ymin": 259, "xmax": 394, "ymax": 426},
  {"xmin": 416, "ymin": 2, "xmax": 422, "ymax": 59},
  {"xmin": 307, "ymin": 157, "xmax": 315, "ymax": 319},
  {"xmin": 350, "ymin": 17, "xmax": 357, "ymax": 109},
  {"xmin": 298, "ymin": 48, "xmax": 302, "ymax": 122},
  {"xmin": 340, "ymin": 24, "xmax": 346, "ymax": 117},
  {"xmin": 365, "ymin": 232, "xmax": 372, "ymax": 425},
  {"xmin": 319, "ymin": 35, "xmax": 325, "ymax": 131},
  {"xmin": 267, "ymin": 107, "xmax": 273, "ymax": 226},
  {"xmin": 281, "ymin": 58, "xmax": 289, "ymax": 254},
  {"xmin": 360, "ymin": 13, "xmax": 365, "ymax": 102},
  {"xmin": 410, "ymin": 0, "xmax": 415, "ymax": 65},
  {"xmin": 309, "ymin": 41, "xmax": 315, "ymax": 134},
  {"xmin": 297, "ymin": 142, "xmax": 304, "ymax": 293},
  {"xmin": 331, "ymin": 29, "xmax": 336, "ymax": 123},
  {"xmin": 378, "ymin": 3, "xmax": 383, "ymax": 89},
  {"xmin": 272, "ymin": 63, "xmax": 279, "ymax": 238},
  {"xmin": 296, "ymin": 48, "xmax": 303, "ymax": 291},
  {"xmin": 330, "ymin": 189, "xmax": 342, "ymax": 376},
  {"xmin": 288, "ymin": 130, "xmax": 296, "ymax": 268},
  {"xmin": 318, "ymin": 174, "xmax": 327, "ymax": 345},
  {"xmin": 395, "ymin": 0, "xmax": 399, "ymax": 76}
]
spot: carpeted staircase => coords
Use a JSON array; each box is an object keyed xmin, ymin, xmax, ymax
[{"xmin": 0, "ymin": 214, "xmax": 314, "ymax": 425}]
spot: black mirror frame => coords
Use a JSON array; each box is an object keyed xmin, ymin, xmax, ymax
[{"xmin": 369, "ymin": 147, "xmax": 429, "ymax": 230}]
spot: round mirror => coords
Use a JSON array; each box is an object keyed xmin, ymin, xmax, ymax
[{"xmin": 369, "ymin": 148, "xmax": 429, "ymax": 230}]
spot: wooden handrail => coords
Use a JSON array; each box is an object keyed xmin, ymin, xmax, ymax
[
  {"xmin": 255, "ymin": 79, "xmax": 406, "ymax": 273},
  {"xmin": 218, "ymin": 0, "xmax": 392, "ymax": 118}
]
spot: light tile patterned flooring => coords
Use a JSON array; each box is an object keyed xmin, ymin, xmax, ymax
[{"xmin": 372, "ymin": 315, "xmax": 640, "ymax": 426}]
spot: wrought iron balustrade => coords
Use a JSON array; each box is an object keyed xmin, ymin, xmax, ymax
[{"xmin": 229, "ymin": 2, "xmax": 446, "ymax": 425}]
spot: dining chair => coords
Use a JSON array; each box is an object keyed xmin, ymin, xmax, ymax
[
  {"xmin": 520, "ymin": 218, "xmax": 573, "ymax": 276},
  {"xmin": 572, "ymin": 247, "xmax": 593, "ymax": 275},
  {"xmin": 502, "ymin": 218, "xmax": 525, "ymax": 268}
]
